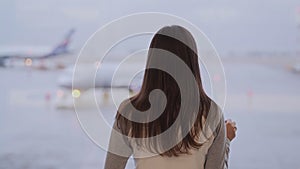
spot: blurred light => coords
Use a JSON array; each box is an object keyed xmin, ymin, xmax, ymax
[
  {"xmin": 95, "ymin": 61, "xmax": 101, "ymax": 68},
  {"xmin": 24, "ymin": 58, "xmax": 32, "ymax": 66},
  {"xmin": 45, "ymin": 92, "xmax": 51, "ymax": 101},
  {"xmin": 57, "ymin": 90, "xmax": 64, "ymax": 98},
  {"xmin": 213, "ymin": 74, "xmax": 221, "ymax": 82},
  {"xmin": 72, "ymin": 89, "xmax": 81, "ymax": 98},
  {"xmin": 247, "ymin": 89, "xmax": 253, "ymax": 97}
]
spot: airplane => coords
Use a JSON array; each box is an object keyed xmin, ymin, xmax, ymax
[
  {"xmin": 0, "ymin": 29, "xmax": 76, "ymax": 68},
  {"xmin": 58, "ymin": 62, "xmax": 144, "ymax": 90},
  {"xmin": 55, "ymin": 62, "xmax": 145, "ymax": 109}
]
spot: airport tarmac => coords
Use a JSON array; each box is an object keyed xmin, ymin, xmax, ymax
[{"xmin": 0, "ymin": 61, "xmax": 300, "ymax": 169}]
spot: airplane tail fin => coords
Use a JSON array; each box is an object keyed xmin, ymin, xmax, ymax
[{"xmin": 46, "ymin": 28, "xmax": 75, "ymax": 57}]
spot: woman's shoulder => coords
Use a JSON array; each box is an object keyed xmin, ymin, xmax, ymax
[{"xmin": 202, "ymin": 100, "xmax": 224, "ymax": 136}]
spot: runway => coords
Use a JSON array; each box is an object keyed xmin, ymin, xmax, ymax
[{"xmin": 0, "ymin": 60, "xmax": 300, "ymax": 168}]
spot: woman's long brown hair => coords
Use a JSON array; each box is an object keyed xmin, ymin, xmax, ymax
[{"xmin": 116, "ymin": 25, "xmax": 213, "ymax": 157}]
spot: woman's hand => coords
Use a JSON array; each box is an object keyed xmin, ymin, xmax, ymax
[{"xmin": 225, "ymin": 119, "xmax": 237, "ymax": 141}]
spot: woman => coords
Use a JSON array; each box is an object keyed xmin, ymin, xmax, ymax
[{"xmin": 105, "ymin": 25, "xmax": 237, "ymax": 169}]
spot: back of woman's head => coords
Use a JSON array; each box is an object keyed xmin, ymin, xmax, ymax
[{"xmin": 116, "ymin": 25, "xmax": 212, "ymax": 156}]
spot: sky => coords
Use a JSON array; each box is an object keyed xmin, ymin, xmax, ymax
[{"xmin": 1, "ymin": 0, "xmax": 300, "ymax": 55}]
